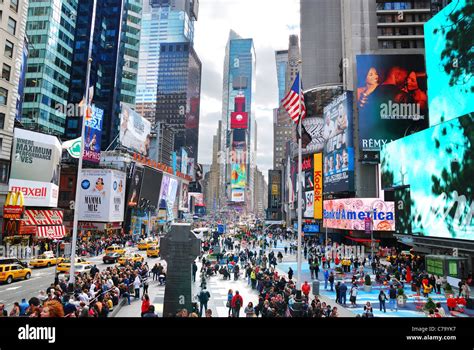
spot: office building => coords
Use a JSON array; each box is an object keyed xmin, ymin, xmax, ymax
[
  {"xmin": 0, "ymin": 0, "xmax": 29, "ymax": 217},
  {"xmin": 22, "ymin": 0, "xmax": 78, "ymax": 136}
]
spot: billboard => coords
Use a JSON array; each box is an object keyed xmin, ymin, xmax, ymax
[
  {"xmin": 231, "ymin": 141, "xmax": 246, "ymax": 192},
  {"xmin": 424, "ymin": 0, "xmax": 474, "ymax": 126},
  {"xmin": 269, "ymin": 170, "xmax": 281, "ymax": 210},
  {"xmin": 381, "ymin": 113, "xmax": 474, "ymax": 241},
  {"xmin": 9, "ymin": 128, "xmax": 61, "ymax": 207},
  {"xmin": 301, "ymin": 157, "xmax": 313, "ymax": 218},
  {"xmin": 323, "ymin": 198, "xmax": 395, "ymax": 231},
  {"xmin": 126, "ymin": 165, "xmax": 143, "ymax": 208},
  {"xmin": 356, "ymin": 55, "xmax": 429, "ymax": 151},
  {"xmin": 323, "ymin": 92, "xmax": 355, "ymax": 192},
  {"xmin": 231, "ymin": 188, "xmax": 245, "ymax": 203},
  {"xmin": 83, "ymin": 105, "xmax": 104, "ymax": 163},
  {"xmin": 189, "ymin": 192, "xmax": 205, "ymax": 207},
  {"xmin": 181, "ymin": 148, "xmax": 188, "ymax": 175},
  {"xmin": 158, "ymin": 175, "xmax": 171, "ymax": 209},
  {"xmin": 78, "ymin": 169, "xmax": 126, "ymax": 222},
  {"xmin": 140, "ymin": 167, "xmax": 163, "ymax": 208},
  {"xmin": 313, "ymin": 153, "xmax": 323, "ymax": 219},
  {"xmin": 231, "ymin": 112, "xmax": 249, "ymax": 129},
  {"xmin": 119, "ymin": 103, "xmax": 152, "ymax": 156},
  {"xmin": 179, "ymin": 183, "xmax": 189, "ymax": 211}
]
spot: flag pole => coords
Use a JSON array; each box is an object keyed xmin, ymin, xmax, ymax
[
  {"xmin": 68, "ymin": 0, "xmax": 97, "ymax": 289},
  {"xmin": 297, "ymin": 72, "xmax": 303, "ymax": 290}
]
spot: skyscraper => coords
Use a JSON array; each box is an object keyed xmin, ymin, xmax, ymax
[
  {"xmin": 220, "ymin": 30, "xmax": 256, "ymax": 213},
  {"xmin": 0, "ymin": 0, "xmax": 29, "ymax": 217},
  {"xmin": 65, "ymin": 0, "xmax": 142, "ymax": 149},
  {"xmin": 22, "ymin": 0, "xmax": 78, "ymax": 136},
  {"xmin": 135, "ymin": 0, "xmax": 201, "ymax": 163}
]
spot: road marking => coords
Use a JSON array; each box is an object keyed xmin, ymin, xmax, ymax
[{"xmin": 5, "ymin": 286, "xmax": 21, "ymax": 291}]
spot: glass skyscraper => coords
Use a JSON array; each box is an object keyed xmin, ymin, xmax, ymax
[
  {"xmin": 220, "ymin": 30, "xmax": 256, "ymax": 212},
  {"xmin": 65, "ymin": 0, "xmax": 142, "ymax": 149},
  {"xmin": 275, "ymin": 50, "xmax": 288, "ymax": 103},
  {"xmin": 22, "ymin": 0, "xmax": 78, "ymax": 136}
]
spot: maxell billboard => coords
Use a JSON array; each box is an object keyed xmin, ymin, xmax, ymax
[{"xmin": 9, "ymin": 128, "xmax": 62, "ymax": 207}]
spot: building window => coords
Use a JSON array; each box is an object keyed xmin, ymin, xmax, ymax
[
  {"xmin": 0, "ymin": 160, "xmax": 9, "ymax": 184},
  {"xmin": 4, "ymin": 40, "xmax": 14, "ymax": 58},
  {"xmin": 10, "ymin": 0, "xmax": 19, "ymax": 12},
  {"xmin": 7, "ymin": 17, "xmax": 17, "ymax": 35},
  {"xmin": 2, "ymin": 64, "xmax": 11, "ymax": 81},
  {"xmin": 0, "ymin": 88, "xmax": 7, "ymax": 105},
  {"xmin": 0, "ymin": 113, "xmax": 4, "ymax": 129}
]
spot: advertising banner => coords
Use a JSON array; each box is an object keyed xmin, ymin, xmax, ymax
[
  {"xmin": 313, "ymin": 153, "xmax": 323, "ymax": 219},
  {"xmin": 269, "ymin": 170, "xmax": 281, "ymax": 209},
  {"xmin": 119, "ymin": 103, "xmax": 152, "ymax": 156},
  {"xmin": 158, "ymin": 175, "xmax": 171, "ymax": 209},
  {"xmin": 181, "ymin": 148, "xmax": 188, "ymax": 175},
  {"xmin": 167, "ymin": 178, "xmax": 179, "ymax": 209},
  {"xmin": 189, "ymin": 192, "xmax": 204, "ymax": 207},
  {"xmin": 83, "ymin": 105, "xmax": 104, "ymax": 163},
  {"xmin": 140, "ymin": 167, "xmax": 163, "ymax": 207},
  {"xmin": 322, "ymin": 92, "xmax": 355, "ymax": 193},
  {"xmin": 126, "ymin": 166, "xmax": 143, "ymax": 208},
  {"xmin": 231, "ymin": 112, "xmax": 249, "ymax": 129},
  {"xmin": 323, "ymin": 198, "xmax": 395, "ymax": 231},
  {"xmin": 179, "ymin": 183, "xmax": 189, "ymax": 211},
  {"xmin": 303, "ymin": 191, "xmax": 314, "ymax": 218},
  {"xmin": 9, "ymin": 128, "xmax": 61, "ymax": 207},
  {"xmin": 356, "ymin": 55, "xmax": 429, "ymax": 151},
  {"xmin": 231, "ymin": 189, "xmax": 245, "ymax": 203},
  {"xmin": 78, "ymin": 169, "xmax": 126, "ymax": 222}
]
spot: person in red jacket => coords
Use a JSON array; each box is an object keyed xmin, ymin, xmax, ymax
[
  {"xmin": 231, "ymin": 290, "xmax": 244, "ymax": 317},
  {"xmin": 302, "ymin": 281, "xmax": 311, "ymax": 300}
]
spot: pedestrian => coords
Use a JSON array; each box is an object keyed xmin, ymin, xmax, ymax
[
  {"xmin": 288, "ymin": 267, "xmax": 293, "ymax": 281},
  {"xmin": 335, "ymin": 282, "xmax": 341, "ymax": 303},
  {"xmin": 339, "ymin": 282, "xmax": 348, "ymax": 305},
  {"xmin": 198, "ymin": 287, "xmax": 211, "ymax": 317},
  {"xmin": 142, "ymin": 305, "xmax": 158, "ymax": 317},
  {"xmin": 0, "ymin": 304, "xmax": 8, "ymax": 317},
  {"xmin": 9, "ymin": 302, "xmax": 20, "ymax": 317},
  {"xmin": 328, "ymin": 272, "xmax": 335, "ymax": 291},
  {"xmin": 231, "ymin": 290, "xmax": 243, "ymax": 317},
  {"xmin": 349, "ymin": 284, "xmax": 358, "ymax": 307},
  {"xmin": 302, "ymin": 281, "xmax": 311, "ymax": 301},
  {"xmin": 378, "ymin": 290, "xmax": 387, "ymax": 313},
  {"xmin": 192, "ymin": 261, "xmax": 198, "ymax": 283},
  {"xmin": 244, "ymin": 302, "xmax": 256, "ymax": 317},
  {"xmin": 324, "ymin": 269, "xmax": 329, "ymax": 290},
  {"xmin": 141, "ymin": 294, "xmax": 150, "ymax": 317},
  {"xmin": 435, "ymin": 275, "xmax": 442, "ymax": 294},
  {"xmin": 133, "ymin": 274, "xmax": 141, "ymax": 299},
  {"xmin": 205, "ymin": 309, "xmax": 213, "ymax": 318},
  {"xmin": 227, "ymin": 289, "xmax": 233, "ymax": 317},
  {"xmin": 152, "ymin": 264, "xmax": 159, "ymax": 281},
  {"xmin": 363, "ymin": 302, "xmax": 374, "ymax": 317},
  {"xmin": 388, "ymin": 285, "xmax": 397, "ymax": 311},
  {"xmin": 142, "ymin": 273, "xmax": 149, "ymax": 295},
  {"xmin": 19, "ymin": 298, "xmax": 29, "ymax": 316}
]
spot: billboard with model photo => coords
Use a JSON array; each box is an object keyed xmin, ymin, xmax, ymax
[
  {"xmin": 356, "ymin": 54, "xmax": 429, "ymax": 151},
  {"xmin": 9, "ymin": 128, "xmax": 62, "ymax": 207},
  {"xmin": 322, "ymin": 91, "xmax": 355, "ymax": 193},
  {"xmin": 119, "ymin": 103, "xmax": 152, "ymax": 156},
  {"xmin": 140, "ymin": 167, "xmax": 163, "ymax": 208}
]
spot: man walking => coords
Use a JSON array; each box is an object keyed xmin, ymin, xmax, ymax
[
  {"xmin": 324, "ymin": 270, "xmax": 329, "ymax": 290},
  {"xmin": 339, "ymin": 282, "xmax": 348, "ymax": 305},
  {"xmin": 192, "ymin": 261, "xmax": 198, "ymax": 283},
  {"xmin": 328, "ymin": 271, "xmax": 335, "ymax": 291},
  {"xmin": 388, "ymin": 285, "xmax": 398, "ymax": 311},
  {"xmin": 198, "ymin": 287, "xmax": 211, "ymax": 317},
  {"xmin": 231, "ymin": 290, "xmax": 243, "ymax": 317}
]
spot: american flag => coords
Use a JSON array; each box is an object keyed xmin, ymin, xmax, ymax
[{"xmin": 281, "ymin": 72, "xmax": 306, "ymax": 124}]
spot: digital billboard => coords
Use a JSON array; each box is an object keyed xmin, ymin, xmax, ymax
[
  {"xmin": 83, "ymin": 105, "xmax": 104, "ymax": 163},
  {"xmin": 126, "ymin": 165, "xmax": 143, "ymax": 208},
  {"xmin": 269, "ymin": 170, "xmax": 281, "ymax": 210},
  {"xmin": 119, "ymin": 103, "xmax": 152, "ymax": 156},
  {"xmin": 322, "ymin": 91, "xmax": 355, "ymax": 193},
  {"xmin": 323, "ymin": 198, "xmax": 395, "ymax": 231},
  {"xmin": 356, "ymin": 55, "xmax": 429, "ymax": 151},
  {"xmin": 158, "ymin": 175, "xmax": 171, "ymax": 209},
  {"xmin": 381, "ymin": 113, "xmax": 474, "ymax": 241},
  {"xmin": 424, "ymin": 0, "xmax": 474, "ymax": 126},
  {"xmin": 314, "ymin": 153, "xmax": 323, "ymax": 219},
  {"xmin": 9, "ymin": 128, "xmax": 61, "ymax": 207},
  {"xmin": 231, "ymin": 188, "xmax": 245, "ymax": 203},
  {"xmin": 179, "ymin": 183, "xmax": 189, "ymax": 211},
  {"xmin": 140, "ymin": 167, "xmax": 163, "ymax": 208},
  {"xmin": 301, "ymin": 156, "xmax": 313, "ymax": 218}
]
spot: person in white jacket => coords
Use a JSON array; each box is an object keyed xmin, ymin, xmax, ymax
[{"xmin": 133, "ymin": 274, "xmax": 142, "ymax": 299}]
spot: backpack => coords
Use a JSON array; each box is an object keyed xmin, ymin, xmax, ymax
[{"xmin": 235, "ymin": 297, "xmax": 241, "ymax": 308}]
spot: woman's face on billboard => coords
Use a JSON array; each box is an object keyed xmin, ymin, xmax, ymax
[{"xmin": 366, "ymin": 68, "xmax": 379, "ymax": 86}]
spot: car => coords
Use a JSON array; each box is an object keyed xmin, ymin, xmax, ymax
[
  {"xmin": 103, "ymin": 252, "xmax": 121, "ymax": 264},
  {"xmin": 105, "ymin": 245, "xmax": 126, "ymax": 255},
  {"xmin": 29, "ymin": 252, "xmax": 64, "ymax": 268},
  {"xmin": 146, "ymin": 245, "xmax": 160, "ymax": 258},
  {"xmin": 118, "ymin": 253, "xmax": 144, "ymax": 266},
  {"xmin": 0, "ymin": 257, "xmax": 28, "ymax": 269},
  {"xmin": 0, "ymin": 264, "xmax": 32, "ymax": 284},
  {"xmin": 57, "ymin": 264, "xmax": 93, "ymax": 279},
  {"xmin": 56, "ymin": 258, "xmax": 92, "ymax": 273},
  {"xmin": 137, "ymin": 239, "xmax": 158, "ymax": 250}
]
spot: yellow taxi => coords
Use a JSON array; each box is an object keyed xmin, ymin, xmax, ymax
[
  {"xmin": 0, "ymin": 264, "xmax": 32, "ymax": 284},
  {"xmin": 137, "ymin": 239, "xmax": 158, "ymax": 250},
  {"xmin": 146, "ymin": 245, "xmax": 160, "ymax": 258},
  {"xmin": 105, "ymin": 245, "xmax": 126, "ymax": 255},
  {"xmin": 118, "ymin": 253, "xmax": 144, "ymax": 266},
  {"xmin": 29, "ymin": 251, "xmax": 64, "ymax": 268},
  {"xmin": 56, "ymin": 257, "xmax": 92, "ymax": 273}
]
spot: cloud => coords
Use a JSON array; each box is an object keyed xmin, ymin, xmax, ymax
[{"xmin": 195, "ymin": 0, "xmax": 300, "ymax": 174}]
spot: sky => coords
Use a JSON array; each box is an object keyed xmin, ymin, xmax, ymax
[{"xmin": 194, "ymin": 0, "xmax": 300, "ymax": 179}]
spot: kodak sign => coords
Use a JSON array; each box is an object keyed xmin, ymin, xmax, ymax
[{"xmin": 314, "ymin": 153, "xmax": 323, "ymax": 219}]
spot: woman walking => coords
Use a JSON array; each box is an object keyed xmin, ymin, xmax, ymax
[
  {"xmin": 227, "ymin": 289, "xmax": 233, "ymax": 317},
  {"xmin": 349, "ymin": 284, "xmax": 358, "ymax": 307}
]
